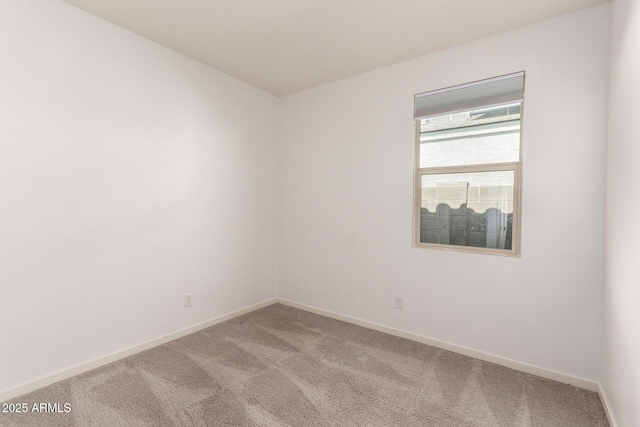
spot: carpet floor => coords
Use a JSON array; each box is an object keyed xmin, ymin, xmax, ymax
[{"xmin": 1, "ymin": 303, "xmax": 609, "ymax": 426}]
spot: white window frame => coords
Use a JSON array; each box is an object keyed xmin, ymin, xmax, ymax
[{"xmin": 413, "ymin": 73, "xmax": 524, "ymax": 257}]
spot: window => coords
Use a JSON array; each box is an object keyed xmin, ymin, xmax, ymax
[{"xmin": 413, "ymin": 72, "xmax": 524, "ymax": 255}]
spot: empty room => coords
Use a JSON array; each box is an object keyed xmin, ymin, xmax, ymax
[{"xmin": 0, "ymin": 0, "xmax": 638, "ymax": 426}]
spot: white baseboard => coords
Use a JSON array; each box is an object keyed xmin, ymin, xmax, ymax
[
  {"xmin": 276, "ymin": 298, "xmax": 599, "ymax": 392},
  {"xmin": 2, "ymin": 296, "xmax": 603, "ymax": 404},
  {"xmin": 598, "ymin": 385, "xmax": 618, "ymax": 427},
  {"xmin": 0, "ymin": 298, "xmax": 277, "ymax": 403}
]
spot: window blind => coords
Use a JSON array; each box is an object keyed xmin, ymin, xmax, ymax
[{"xmin": 414, "ymin": 72, "xmax": 525, "ymax": 120}]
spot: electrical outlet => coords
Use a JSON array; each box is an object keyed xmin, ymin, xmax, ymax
[
  {"xmin": 184, "ymin": 293, "xmax": 193, "ymax": 308},
  {"xmin": 394, "ymin": 295, "xmax": 403, "ymax": 309}
]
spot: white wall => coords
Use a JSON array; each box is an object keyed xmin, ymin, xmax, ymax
[
  {"xmin": 0, "ymin": 0, "xmax": 281, "ymax": 394},
  {"xmin": 279, "ymin": 4, "xmax": 610, "ymax": 382},
  {"xmin": 602, "ymin": 0, "xmax": 640, "ymax": 424}
]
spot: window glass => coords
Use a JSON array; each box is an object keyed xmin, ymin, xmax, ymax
[
  {"xmin": 420, "ymin": 171, "xmax": 514, "ymax": 249},
  {"xmin": 419, "ymin": 104, "xmax": 520, "ymax": 168}
]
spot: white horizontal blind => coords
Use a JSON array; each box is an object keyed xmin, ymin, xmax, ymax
[{"xmin": 414, "ymin": 72, "xmax": 525, "ymax": 120}]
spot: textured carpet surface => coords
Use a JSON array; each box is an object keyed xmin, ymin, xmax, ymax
[{"xmin": 1, "ymin": 304, "xmax": 609, "ymax": 426}]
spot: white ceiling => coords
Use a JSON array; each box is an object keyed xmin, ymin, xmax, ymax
[{"xmin": 60, "ymin": 0, "xmax": 607, "ymax": 96}]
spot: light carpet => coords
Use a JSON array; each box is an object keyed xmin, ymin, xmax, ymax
[{"xmin": 0, "ymin": 303, "xmax": 609, "ymax": 426}]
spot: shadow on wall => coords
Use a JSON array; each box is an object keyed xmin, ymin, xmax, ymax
[{"xmin": 420, "ymin": 204, "xmax": 513, "ymax": 249}]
